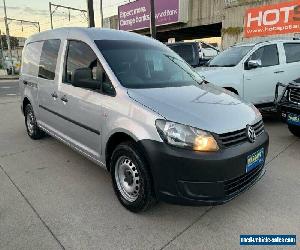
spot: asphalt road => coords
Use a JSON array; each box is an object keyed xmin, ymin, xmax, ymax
[
  {"xmin": 0, "ymin": 85, "xmax": 299, "ymax": 249},
  {"xmin": 0, "ymin": 80, "xmax": 19, "ymax": 97}
]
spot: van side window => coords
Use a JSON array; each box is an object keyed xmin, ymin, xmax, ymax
[
  {"xmin": 249, "ymin": 45, "xmax": 279, "ymax": 67},
  {"xmin": 38, "ymin": 39, "xmax": 61, "ymax": 80},
  {"xmin": 284, "ymin": 43, "xmax": 300, "ymax": 63},
  {"xmin": 22, "ymin": 41, "xmax": 43, "ymax": 76},
  {"xmin": 64, "ymin": 40, "xmax": 114, "ymax": 94}
]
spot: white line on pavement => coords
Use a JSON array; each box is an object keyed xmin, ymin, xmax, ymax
[
  {"xmin": 6, "ymin": 94, "xmax": 16, "ymax": 96},
  {"xmin": 0, "ymin": 86, "xmax": 12, "ymax": 89}
]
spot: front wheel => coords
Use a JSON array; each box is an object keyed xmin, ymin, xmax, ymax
[
  {"xmin": 288, "ymin": 124, "xmax": 300, "ymax": 137},
  {"xmin": 110, "ymin": 141, "xmax": 156, "ymax": 212}
]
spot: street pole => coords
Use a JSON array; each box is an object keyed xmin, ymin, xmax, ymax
[
  {"xmin": 49, "ymin": 3, "xmax": 88, "ymax": 28},
  {"xmin": 3, "ymin": 0, "xmax": 14, "ymax": 75},
  {"xmin": 49, "ymin": 2, "xmax": 53, "ymax": 29},
  {"xmin": 0, "ymin": 30, "xmax": 4, "ymax": 66},
  {"xmin": 87, "ymin": 0, "xmax": 95, "ymax": 27},
  {"xmin": 150, "ymin": 0, "xmax": 156, "ymax": 39},
  {"xmin": 99, "ymin": 0, "xmax": 103, "ymax": 28},
  {"xmin": 6, "ymin": 18, "xmax": 40, "ymax": 33}
]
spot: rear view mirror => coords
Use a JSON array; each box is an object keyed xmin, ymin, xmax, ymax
[
  {"xmin": 246, "ymin": 59, "xmax": 262, "ymax": 70},
  {"xmin": 72, "ymin": 68, "xmax": 101, "ymax": 90}
]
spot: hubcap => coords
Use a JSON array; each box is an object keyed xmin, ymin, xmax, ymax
[
  {"xmin": 26, "ymin": 111, "xmax": 35, "ymax": 135},
  {"xmin": 115, "ymin": 156, "xmax": 140, "ymax": 202}
]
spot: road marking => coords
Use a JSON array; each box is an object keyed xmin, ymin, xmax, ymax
[
  {"xmin": 6, "ymin": 93, "xmax": 16, "ymax": 96},
  {"xmin": 0, "ymin": 86, "xmax": 12, "ymax": 89}
]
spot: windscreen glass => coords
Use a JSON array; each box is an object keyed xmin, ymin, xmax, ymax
[
  {"xmin": 95, "ymin": 40, "xmax": 203, "ymax": 89},
  {"xmin": 209, "ymin": 45, "xmax": 253, "ymax": 67}
]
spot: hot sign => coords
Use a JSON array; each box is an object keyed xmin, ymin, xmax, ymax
[{"xmin": 244, "ymin": 0, "xmax": 300, "ymax": 38}]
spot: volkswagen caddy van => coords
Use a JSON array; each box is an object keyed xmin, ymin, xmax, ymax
[{"xmin": 20, "ymin": 28, "xmax": 269, "ymax": 212}]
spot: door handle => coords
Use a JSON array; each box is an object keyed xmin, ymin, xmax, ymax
[
  {"xmin": 274, "ymin": 70, "xmax": 284, "ymax": 74},
  {"xmin": 61, "ymin": 95, "xmax": 68, "ymax": 103},
  {"xmin": 51, "ymin": 92, "xmax": 58, "ymax": 98}
]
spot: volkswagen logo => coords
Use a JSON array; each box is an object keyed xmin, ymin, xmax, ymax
[{"xmin": 246, "ymin": 125, "xmax": 256, "ymax": 143}]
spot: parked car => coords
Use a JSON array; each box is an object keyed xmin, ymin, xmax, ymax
[
  {"xmin": 199, "ymin": 41, "xmax": 220, "ymax": 61},
  {"xmin": 166, "ymin": 41, "xmax": 219, "ymax": 67},
  {"xmin": 196, "ymin": 39, "xmax": 300, "ymax": 108},
  {"xmin": 275, "ymin": 78, "xmax": 300, "ymax": 137},
  {"xmin": 3, "ymin": 56, "xmax": 21, "ymax": 75},
  {"xmin": 20, "ymin": 28, "xmax": 269, "ymax": 212}
]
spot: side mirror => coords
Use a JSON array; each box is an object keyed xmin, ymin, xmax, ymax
[
  {"xmin": 72, "ymin": 68, "xmax": 100, "ymax": 90},
  {"xmin": 246, "ymin": 59, "xmax": 262, "ymax": 70}
]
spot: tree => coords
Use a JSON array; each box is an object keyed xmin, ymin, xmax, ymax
[{"xmin": 0, "ymin": 35, "xmax": 19, "ymax": 50}]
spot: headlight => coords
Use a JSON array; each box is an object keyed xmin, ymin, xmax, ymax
[{"xmin": 155, "ymin": 120, "xmax": 219, "ymax": 152}]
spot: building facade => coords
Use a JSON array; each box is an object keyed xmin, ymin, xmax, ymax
[{"xmin": 105, "ymin": 0, "xmax": 299, "ymax": 49}]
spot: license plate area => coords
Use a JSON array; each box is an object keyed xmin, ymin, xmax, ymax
[
  {"xmin": 287, "ymin": 113, "xmax": 300, "ymax": 126},
  {"xmin": 246, "ymin": 148, "xmax": 264, "ymax": 173}
]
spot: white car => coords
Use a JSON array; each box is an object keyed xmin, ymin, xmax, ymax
[
  {"xmin": 196, "ymin": 39, "xmax": 300, "ymax": 107},
  {"xmin": 3, "ymin": 56, "xmax": 21, "ymax": 75}
]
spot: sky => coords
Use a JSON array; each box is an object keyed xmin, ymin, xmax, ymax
[{"xmin": 0, "ymin": 0, "xmax": 127, "ymax": 37}]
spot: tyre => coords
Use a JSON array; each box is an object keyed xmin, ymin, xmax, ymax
[
  {"xmin": 24, "ymin": 104, "xmax": 45, "ymax": 140},
  {"xmin": 288, "ymin": 124, "xmax": 300, "ymax": 137},
  {"xmin": 110, "ymin": 141, "xmax": 156, "ymax": 212}
]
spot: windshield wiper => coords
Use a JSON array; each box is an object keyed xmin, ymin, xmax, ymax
[
  {"xmin": 209, "ymin": 64, "xmax": 235, "ymax": 67},
  {"xmin": 165, "ymin": 54, "xmax": 203, "ymax": 85},
  {"xmin": 222, "ymin": 64, "xmax": 236, "ymax": 67}
]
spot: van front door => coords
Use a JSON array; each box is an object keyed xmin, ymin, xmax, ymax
[
  {"xmin": 57, "ymin": 40, "xmax": 104, "ymax": 159},
  {"xmin": 243, "ymin": 44, "xmax": 284, "ymax": 105}
]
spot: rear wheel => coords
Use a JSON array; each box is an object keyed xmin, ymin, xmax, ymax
[
  {"xmin": 24, "ymin": 104, "xmax": 45, "ymax": 140},
  {"xmin": 110, "ymin": 141, "xmax": 156, "ymax": 212},
  {"xmin": 288, "ymin": 124, "xmax": 300, "ymax": 137}
]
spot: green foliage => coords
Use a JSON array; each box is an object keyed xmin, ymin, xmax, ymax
[
  {"xmin": 222, "ymin": 27, "xmax": 244, "ymax": 36},
  {"xmin": 237, "ymin": 0, "xmax": 262, "ymax": 4},
  {"xmin": 0, "ymin": 35, "xmax": 19, "ymax": 49}
]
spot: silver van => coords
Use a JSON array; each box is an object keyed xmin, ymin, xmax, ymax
[{"xmin": 20, "ymin": 28, "xmax": 269, "ymax": 212}]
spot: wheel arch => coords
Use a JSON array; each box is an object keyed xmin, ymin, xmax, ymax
[
  {"xmin": 22, "ymin": 96, "xmax": 31, "ymax": 115},
  {"xmin": 105, "ymin": 132, "xmax": 137, "ymax": 172}
]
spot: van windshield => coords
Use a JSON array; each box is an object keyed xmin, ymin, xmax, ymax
[
  {"xmin": 208, "ymin": 45, "xmax": 253, "ymax": 67},
  {"xmin": 95, "ymin": 40, "xmax": 203, "ymax": 89}
]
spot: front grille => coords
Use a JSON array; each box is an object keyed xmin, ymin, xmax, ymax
[
  {"xmin": 218, "ymin": 120, "xmax": 264, "ymax": 148},
  {"xmin": 224, "ymin": 164, "xmax": 264, "ymax": 196},
  {"xmin": 289, "ymin": 88, "xmax": 300, "ymax": 105}
]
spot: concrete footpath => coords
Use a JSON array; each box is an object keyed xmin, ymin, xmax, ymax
[{"xmin": 0, "ymin": 96, "xmax": 299, "ymax": 250}]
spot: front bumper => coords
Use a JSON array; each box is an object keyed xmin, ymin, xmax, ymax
[
  {"xmin": 138, "ymin": 131, "xmax": 269, "ymax": 205},
  {"xmin": 277, "ymin": 102, "xmax": 300, "ymax": 123}
]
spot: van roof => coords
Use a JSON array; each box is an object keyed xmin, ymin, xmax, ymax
[{"xmin": 26, "ymin": 27, "xmax": 159, "ymax": 46}]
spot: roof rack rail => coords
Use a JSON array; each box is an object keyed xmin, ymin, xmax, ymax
[{"xmin": 237, "ymin": 36, "xmax": 300, "ymax": 46}]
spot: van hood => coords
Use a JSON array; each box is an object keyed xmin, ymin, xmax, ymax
[
  {"xmin": 194, "ymin": 67, "xmax": 238, "ymax": 88},
  {"xmin": 127, "ymin": 83, "xmax": 261, "ymax": 134}
]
